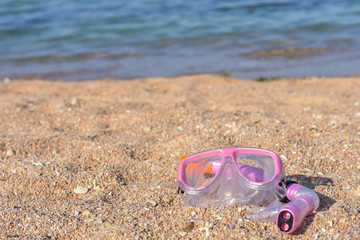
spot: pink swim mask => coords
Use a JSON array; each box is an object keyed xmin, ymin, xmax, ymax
[{"xmin": 177, "ymin": 147, "xmax": 320, "ymax": 234}]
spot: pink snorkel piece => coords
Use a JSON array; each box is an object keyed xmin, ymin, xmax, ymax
[
  {"xmin": 177, "ymin": 147, "xmax": 320, "ymax": 234},
  {"xmin": 276, "ymin": 182, "xmax": 320, "ymax": 234}
]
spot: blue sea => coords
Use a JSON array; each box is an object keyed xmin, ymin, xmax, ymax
[{"xmin": 1, "ymin": 0, "xmax": 360, "ymax": 81}]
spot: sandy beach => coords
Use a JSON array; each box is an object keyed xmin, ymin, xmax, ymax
[{"xmin": 0, "ymin": 75, "xmax": 359, "ymax": 239}]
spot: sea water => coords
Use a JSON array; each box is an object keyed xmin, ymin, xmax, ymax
[{"xmin": 1, "ymin": 0, "xmax": 360, "ymax": 80}]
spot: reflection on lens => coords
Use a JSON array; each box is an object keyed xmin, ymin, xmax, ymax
[
  {"xmin": 184, "ymin": 155, "xmax": 222, "ymax": 187},
  {"xmin": 235, "ymin": 153, "xmax": 275, "ymax": 182}
]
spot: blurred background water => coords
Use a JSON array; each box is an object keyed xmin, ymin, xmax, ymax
[{"xmin": 1, "ymin": 0, "xmax": 360, "ymax": 81}]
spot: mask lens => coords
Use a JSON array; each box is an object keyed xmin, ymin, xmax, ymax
[
  {"xmin": 184, "ymin": 155, "xmax": 222, "ymax": 188},
  {"xmin": 235, "ymin": 153, "xmax": 275, "ymax": 182}
]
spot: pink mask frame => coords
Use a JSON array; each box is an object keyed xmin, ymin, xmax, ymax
[{"xmin": 178, "ymin": 147, "xmax": 284, "ymax": 191}]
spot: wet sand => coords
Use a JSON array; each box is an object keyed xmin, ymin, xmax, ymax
[{"xmin": 0, "ymin": 75, "xmax": 359, "ymax": 239}]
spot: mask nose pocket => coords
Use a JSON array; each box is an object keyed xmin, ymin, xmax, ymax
[
  {"xmin": 220, "ymin": 161, "xmax": 239, "ymax": 195},
  {"xmin": 210, "ymin": 157, "xmax": 256, "ymax": 203}
]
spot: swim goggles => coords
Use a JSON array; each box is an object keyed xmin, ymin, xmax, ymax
[{"xmin": 177, "ymin": 147, "xmax": 319, "ymax": 234}]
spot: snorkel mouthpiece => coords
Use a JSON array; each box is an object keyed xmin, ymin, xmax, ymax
[
  {"xmin": 276, "ymin": 182, "xmax": 319, "ymax": 234},
  {"xmin": 246, "ymin": 181, "xmax": 319, "ymax": 234}
]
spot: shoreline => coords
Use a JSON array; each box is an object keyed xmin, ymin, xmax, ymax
[
  {"xmin": 2, "ymin": 45, "xmax": 360, "ymax": 82},
  {"xmin": 4, "ymin": 71, "xmax": 360, "ymax": 83},
  {"xmin": 1, "ymin": 75, "xmax": 359, "ymax": 239}
]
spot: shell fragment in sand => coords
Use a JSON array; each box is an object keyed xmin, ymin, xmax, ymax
[{"xmin": 74, "ymin": 186, "xmax": 89, "ymax": 194}]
